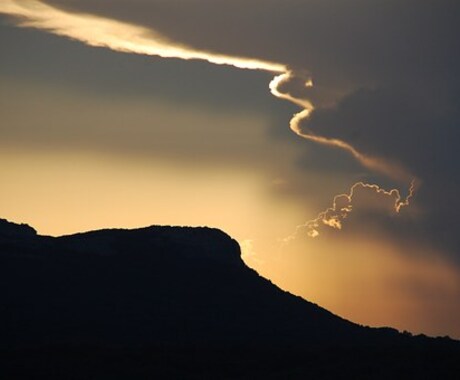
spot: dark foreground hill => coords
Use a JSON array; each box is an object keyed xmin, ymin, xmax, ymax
[{"xmin": 0, "ymin": 218, "xmax": 459, "ymax": 379}]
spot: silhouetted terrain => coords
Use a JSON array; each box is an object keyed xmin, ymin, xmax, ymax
[{"xmin": 1, "ymin": 218, "xmax": 459, "ymax": 379}]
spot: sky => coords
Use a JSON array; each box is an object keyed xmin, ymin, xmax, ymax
[{"xmin": 1, "ymin": 0, "xmax": 459, "ymax": 338}]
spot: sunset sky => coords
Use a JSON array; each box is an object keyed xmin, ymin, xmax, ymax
[{"xmin": 1, "ymin": 0, "xmax": 459, "ymax": 338}]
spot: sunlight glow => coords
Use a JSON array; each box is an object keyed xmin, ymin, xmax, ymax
[{"xmin": 273, "ymin": 233, "xmax": 460, "ymax": 338}]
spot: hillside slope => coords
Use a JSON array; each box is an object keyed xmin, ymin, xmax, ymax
[{"xmin": 0, "ymin": 218, "xmax": 458, "ymax": 379}]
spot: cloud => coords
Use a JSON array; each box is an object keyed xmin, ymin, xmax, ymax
[
  {"xmin": 296, "ymin": 83, "xmax": 460, "ymax": 257},
  {"xmin": 0, "ymin": 0, "xmax": 285, "ymax": 72},
  {"xmin": 2, "ymin": 0, "xmax": 460, "ymax": 261},
  {"xmin": 283, "ymin": 181, "xmax": 416, "ymax": 241}
]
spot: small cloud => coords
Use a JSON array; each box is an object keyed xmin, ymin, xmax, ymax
[
  {"xmin": 240, "ymin": 239, "xmax": 264, "ymax": 266},
  {"xmin": 291, "ymin": 181, "xmax": 417, "ymax": 239}
]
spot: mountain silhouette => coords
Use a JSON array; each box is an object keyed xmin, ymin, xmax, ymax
[{"xmin": 1, "ymin": 218, "xmax": 459, "ymax": 379}]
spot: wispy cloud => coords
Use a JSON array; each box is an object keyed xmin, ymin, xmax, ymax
[{"xmin": 0, "ymin": 0, "xmax": 285, "ymax": 72}]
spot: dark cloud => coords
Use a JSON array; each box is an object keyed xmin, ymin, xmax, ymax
[
  {"xmin": 301, "ymin": 87, "xmax": 445, "ymax": 178},
  {"xmin": 299, "ymin": 83, "xmax": 460, "ymax": 259}
]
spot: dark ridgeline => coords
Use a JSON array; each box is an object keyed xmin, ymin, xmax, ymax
[{"xmin": 0, "ymin": 218, "xmax": 458, "ymax": 379}]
